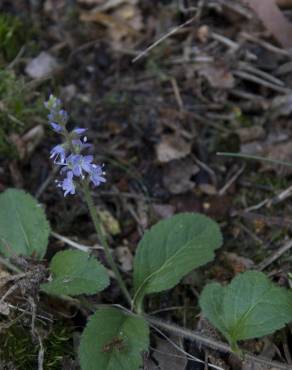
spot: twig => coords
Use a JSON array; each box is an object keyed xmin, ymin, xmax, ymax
[
  {"xmin": 132, "ymin": 17, "xmax": 195, "ymax": 63},
  {"xmin": 240, "ymin": 32, "xmax": 292, "ymax": 57},
  {"xmin": 51, "ymin": 231, "xmax": 103, "ymax": 252},
  {"xmin": 0, "ymin": 255, "xmax": 22, "ymax": 273},
  {"xmin": 192, "ymin": 155, "xmax": 217, "ymax": 186},
  {"xmin": 35, "ymin": 167, "xmax": 59, "ymax": 199},
  {"xmin": 256, "ymin": 239, "xmax": 292, "ymax": 271},
  {"xmin": 236, "ymin": 221, "xmax": 264, "ymax": 245},
  {"xmin": 218, "ymin": 165, "xmax": 245, "ymax": 196},
  {"xmin": 217, "ymin": 152, "xmax": 292, "ymax": 169},
  {"xmin": 6, "ymin": 46, "xmax": 26, "ymax": 69},
  {"xmin": 233, "ymin": 70, "xmax": 291, "ymax": 93},
  {"xmin": 211, "ymin": 32, "xmax": 257, "ymax": 60},
  {"xmin": 151, "ymin": 324, "xmax": 224, "ymax": 370},
  {"xmin": 237, "ymin": 184, "xmax": 292, "ymax": 214},
  {"xmin": 145, "ymin": 315, "xmax": 292, "ymax": 370},
  {"xmin": 238, "ymin": 61, "xmax": 285, "ymax": 86},
  {"xmin": 170, "ymin": 77, "xmax": 184, "ymax": 111}
]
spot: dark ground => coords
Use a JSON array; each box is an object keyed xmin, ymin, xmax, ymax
[{"xmin": 1, "ymin": 0, "xmax": 292, "ymax": 369}]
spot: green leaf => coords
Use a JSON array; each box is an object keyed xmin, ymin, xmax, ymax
[
  {"xmin": 0, "ymin": 188, "xmax": 50, "ymax": 259},
  {"xmin": 79, "ymin": 308, "xmax": 149, "ymax": 370},
  {"xmin": 133, "ymin": 213, "xmax": 222, "ymax": 305},
  {"xmin": 41, "ymin": 250, "xmax": 109, "ymax": 296},
  {"xmin": 200, "ymin": 271, "xmax": 292, "ymax": 349}
]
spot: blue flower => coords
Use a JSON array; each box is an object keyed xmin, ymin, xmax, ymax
[
  {"xmin": 73, "ymin": 127, "xmax": 87, "ymax": 135},
  {"xmin": 72, "ymin": 138, "xmax": 92, "ymax": 151},
  {"xmin": 67, "ymin": 154, "xmax": 93, "ymax": 177},
  {"xmin": 50, "ymin": 145, "xmax": 66, "ymax": 163},
  {"xmin": 49, "ymin": 122, "xmax": 63, "ymax": 133},
  {"xmin": 59, "ymin": 109, "xmax": 69, "ymax": 124},
  {"xmin": 89, "ymin": 164, "xmax": 106, "ymax": 187},
  {"xmin": 60, "ymin": 171, "xmax": 75, "ymax": 196}
]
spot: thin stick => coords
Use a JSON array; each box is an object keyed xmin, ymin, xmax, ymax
[
  {"xmin": 233, "ymin": 70, "xmax": 290, "ymax": 93},
  {"xmin": 218, "ymin": 165, "xmax": 245, "ymax": 195},
  {"xmin": 146, "ymin": 316, "xmax": 292, "ymax": 370},
  {"xmin": 132, "ymin": 17, "xmax": 195, "ymax": 63},
  {"xmin": 151, "ymin": 324, "xmax": 224, "ymax": 370},
  {"xmin": 217, "ymin": 152, "xmax": 292, "ymax": 168},
  {"xmin": 256, "ymin": 239, "xmax": 292, "ymax": 271},
  {"xmin": 51, "ymin": 231, "xmax": 103, "ymax": 252}
]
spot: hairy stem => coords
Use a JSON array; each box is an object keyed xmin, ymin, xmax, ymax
[{"xmin": 82, "ymin": 182, "xmax": 132, "ymax": 306}]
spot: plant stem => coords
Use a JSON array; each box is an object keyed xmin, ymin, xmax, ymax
[{"xmin": 82, "ymin": 182, "xmax": 132, "ymax": 306}]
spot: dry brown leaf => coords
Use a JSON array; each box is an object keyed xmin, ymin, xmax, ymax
[
  {"xmin": 115, "ymin": 246, "xmax": 133, "ymax": 272},
  {"xmin": 97, "ymin": 209, "xmax": 121, "ymax": 235},
  {"xmin": 163, "ymin": 158, "xmax": 199, "ymax": 194},
  {"xmin": 236, "ymin": 126, "xmax": 265, "ymax": 143},
  {"xmin": 80, "ymin": 2, "xmax": 142, "ymax": 47},
  {"xmin": 152, "ymin": 204, "xmax": 175, "ymax": 219},
  {"xmin": 242, "ymin": 134, "xmax": 292, "ymax": 175},
  {"xmin": 243, "ymin": 0, "xmax": 292, "ymax": 48},
  {"xmin": 155, "ymin": 134, "xmax": 192, "ymax": 163},
  {"xmin": 198, "ymin": 64, "xmax": 235, "ymax": 89},
  {"xmin": 153, "ymin": 336, "xmax": 187, "ymax": 370},
  {"xmin": 222, "ymin": 252, "xmax": 255, "ymax": 274},
  {"xmin": 10, "ymin": 125, "xmax": 44, "ymax": 160}
]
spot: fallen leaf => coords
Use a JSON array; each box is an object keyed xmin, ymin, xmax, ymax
[
  {"xmin": 261, "ymin": 140, "xmax": 292, "ymax": 174},
  {"xmin": 25, "ymin": 52, "xmax": 59, "ymax": 79},
  {"xmin": 198, "ymin": 183, "xmax": 217, "ymax": 195},
  {"xmin": 0, "ymin": 301, "xmax": 10, "ymax": 316},
  {"xmin": 10, "ymin": 125, "xmax": 44, "ymax": 160},
  {"xmin": 115, "ymin": 246, "xmax": 133, "ymax": 272},
  {"xmin": 163, "ymin": 158, "xmax": 199, "ymax": 194},
  {"xmin": 270, "ymin": 94, "xmax": 292, "ymax": 118},
  {"xmin": 236, "ymin": 126, "xmax": 265, "ymax": 143},
  {"xmin": 152, "ymin": 204, "xmax": 175, "ymax": 219},
  {"xmin": 156, "ymin": 134, "xmax": 192, "ymax": 163},
  {"xmin": 97, "ymin": 209, "xmax": 121, "ymax": 235},
  {"xmin": 80, "ymin": 1, "xmax": 142, "ymax": 47},
  {"xmin": 222, "ymin": 252, "xmax": 255, "ymax": 274},
  {"xmin": 198, "ymin": 64, "xmax": 235, "ymax": 89},
  {"xmin": 153, "ymin": 336, "xmax": 187, "ymax": 370},
  {"xmin": 243, "ymin": 0, "xmax": 292, "ymax": 48},
  {"xmin": 197, "ymin": 25, "xmax": 210, "ymax": 43}
]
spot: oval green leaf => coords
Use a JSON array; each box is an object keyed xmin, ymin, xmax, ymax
[
  {"xmin": 133, "ymin": 213, "xmax": 222, "ymax": 305},
  {"xmin": 41, "ymin": 250, "xmax": 109, "ymax": 296},
  {"xmin": 200, "ymin": 271, "xmax": 292, "ymax": 349},
  {"xmin": 79, "ymin": 308, "xmax": 149, "ymax": 370},
  {"xmin": 0, "ymin": 188, "xmax": 50, "ymax": 259}
]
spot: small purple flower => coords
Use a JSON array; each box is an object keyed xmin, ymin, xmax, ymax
[
  {"xmin": 72, "ymin": 138, "xmax": 92, "ymax": 151},
  {"xmin": 60, "ymin": 171, "xmax": 75, "ymax": 196},
  {"xmin": 73, "ymin": 127, "xmax": 87, "ymax": 135},
  {"xmin": 49, "ymin": 122, "xmax": 63, "ymax": 133},
  {"xmin": 67, "ymin": 154, "xmax": 93, "ymax": 177},
  {"xmin": 89, "ymin": 164, "xmax": 106, "ymax": 187},
  {"xmin": 59, "ymin": 109, "xmax": 69, "ymax": 124},
  {"xmin": 50, "ymin": 144, "xmax": 66, "ymax": 163}
]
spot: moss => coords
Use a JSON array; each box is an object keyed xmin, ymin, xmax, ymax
[
  {"xmin": 0, "ymin": 320, "xmax": 74, "ymax": 369},
  {"xmin": 0, "ymin": 14, "xmax": 28, "ymax": 64},
  {"xmin": 0, "ymin": 70, "xmax": 45, "ymax": 157}
]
